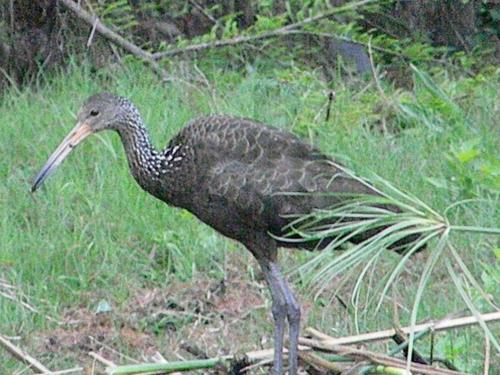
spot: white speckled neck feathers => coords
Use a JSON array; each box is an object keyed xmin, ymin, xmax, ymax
[{"xmin": 115, "ymin": 111, "xmax": 186, "ymax": 198}]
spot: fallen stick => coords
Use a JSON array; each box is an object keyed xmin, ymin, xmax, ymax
[
  {"xmin": 0, "ymin": 334, "xmax": 52, "ymax": 373},
  {"xmin": 305, "ymin": 311, "xmax": 500, "ymax": 346}
]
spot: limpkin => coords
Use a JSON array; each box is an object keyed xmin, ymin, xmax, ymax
[{"xmin": 32, "ymin": 93, "xmax": 418, "ymax": 375}]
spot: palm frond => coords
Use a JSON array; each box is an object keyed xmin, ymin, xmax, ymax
[{"xmin": 280, "ymin": 165, "xmax": 499, "ymax": 356}]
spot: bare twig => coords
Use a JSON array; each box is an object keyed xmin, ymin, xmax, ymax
[
  {"xmin": 304, "ymin": 311, "xmax": 500, "ymax": 346},
  {"xmin": 152, "ymin": 0, "xmax": 377, "ymax": 60},
  {"xmin": 0, "ymin": 334, "xmax": 52, "ymax": 374},
  {"xmin": 59, "ymin": 0, "xmax": 168, "ymax": 80}
]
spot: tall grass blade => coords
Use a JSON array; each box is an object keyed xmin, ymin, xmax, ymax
[
  {"xmin": 406, "ymin": 230, "xmax": 448, "ymax": 369},
  {"xmin": 445, "ymin": 260, "xmax": 500, "ymax": 352},
  {"xmin": 448, "ymin": 244, "xmax": 499, "ymax": 310},
  {"xmin": 374, "ymin": 230, "xmax": 441, "ymax": 313}
]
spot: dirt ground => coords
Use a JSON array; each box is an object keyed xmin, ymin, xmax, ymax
[{"xmin": 32, "ymin": 258, "xmax": 320, "ymax": 374}]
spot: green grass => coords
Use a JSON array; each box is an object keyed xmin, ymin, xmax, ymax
[{"xmin": 0, "ymin": 60, "xmax": 498, "ymax": 373}]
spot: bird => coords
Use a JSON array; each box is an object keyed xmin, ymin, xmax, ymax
[{"xmin": 32, "ymin": 92, "xmax": 419, "ymax": 375}]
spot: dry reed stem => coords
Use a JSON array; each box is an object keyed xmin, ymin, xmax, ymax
[{"xmin": 305, "ymin": 311, "xmax": 500, "ymax": 346}]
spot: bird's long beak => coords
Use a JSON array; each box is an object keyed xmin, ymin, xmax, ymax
[{"xmin": 31, "ymin": 121, "xmax": 93, "ymax": 192}]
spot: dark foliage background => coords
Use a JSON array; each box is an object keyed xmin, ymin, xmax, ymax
[{"xmin": 1, "ymin": 0, "xmax": 498, "ymax": 90}]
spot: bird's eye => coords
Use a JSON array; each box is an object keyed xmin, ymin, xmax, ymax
[{"xmin": 90, "ymin": 109, "xmax": 100, "ymax": 117}]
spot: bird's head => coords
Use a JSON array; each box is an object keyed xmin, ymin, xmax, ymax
[{"xmin": 31, "ymin": 92, "xmax": 138, "ymax": 192}]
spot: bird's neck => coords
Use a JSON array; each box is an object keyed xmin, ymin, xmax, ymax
[{"xmin": 117, "ymin": 121, "xmax": 165, "ymax": 193}]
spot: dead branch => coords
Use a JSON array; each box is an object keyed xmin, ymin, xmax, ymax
[
  {"xmin": 0, "ymin": 334, "xmax": 52, "ymax": 373},
  {"xmin": 59, "ymin": 0, "xmax": 168, "ymax": 80},
  {"xmin": 152, "ymin": 0, "xmax": 377, "ymax": 60}
]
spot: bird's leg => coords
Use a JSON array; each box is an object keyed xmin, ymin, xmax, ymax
[
  {"xmin": 259, "ymin": 259, "xmax": 287, "ymax": 375},
  {"xmin": 258, "ymin": 259, "xmax": 300, "ymax": 375},
  {"xmin": 281, "ymin": 278, "xmax": 301, "ymax": 375}
]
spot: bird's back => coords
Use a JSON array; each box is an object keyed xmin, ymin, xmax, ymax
[{"xmin": 160, "ymin": 115, "xmax": 376, "ymax": 250}]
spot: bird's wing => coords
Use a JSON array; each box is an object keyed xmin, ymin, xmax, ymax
[
  {"xmin": 181, "ymin": 115, "xmax": 376, "ymax": 239},
  {"xmin": 203, "ymin": 158, "xmax": 327, "ymax": 234},
  {"xmin": 204, "ymin": 155, "xmax": 377, "ymax": 239}
]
